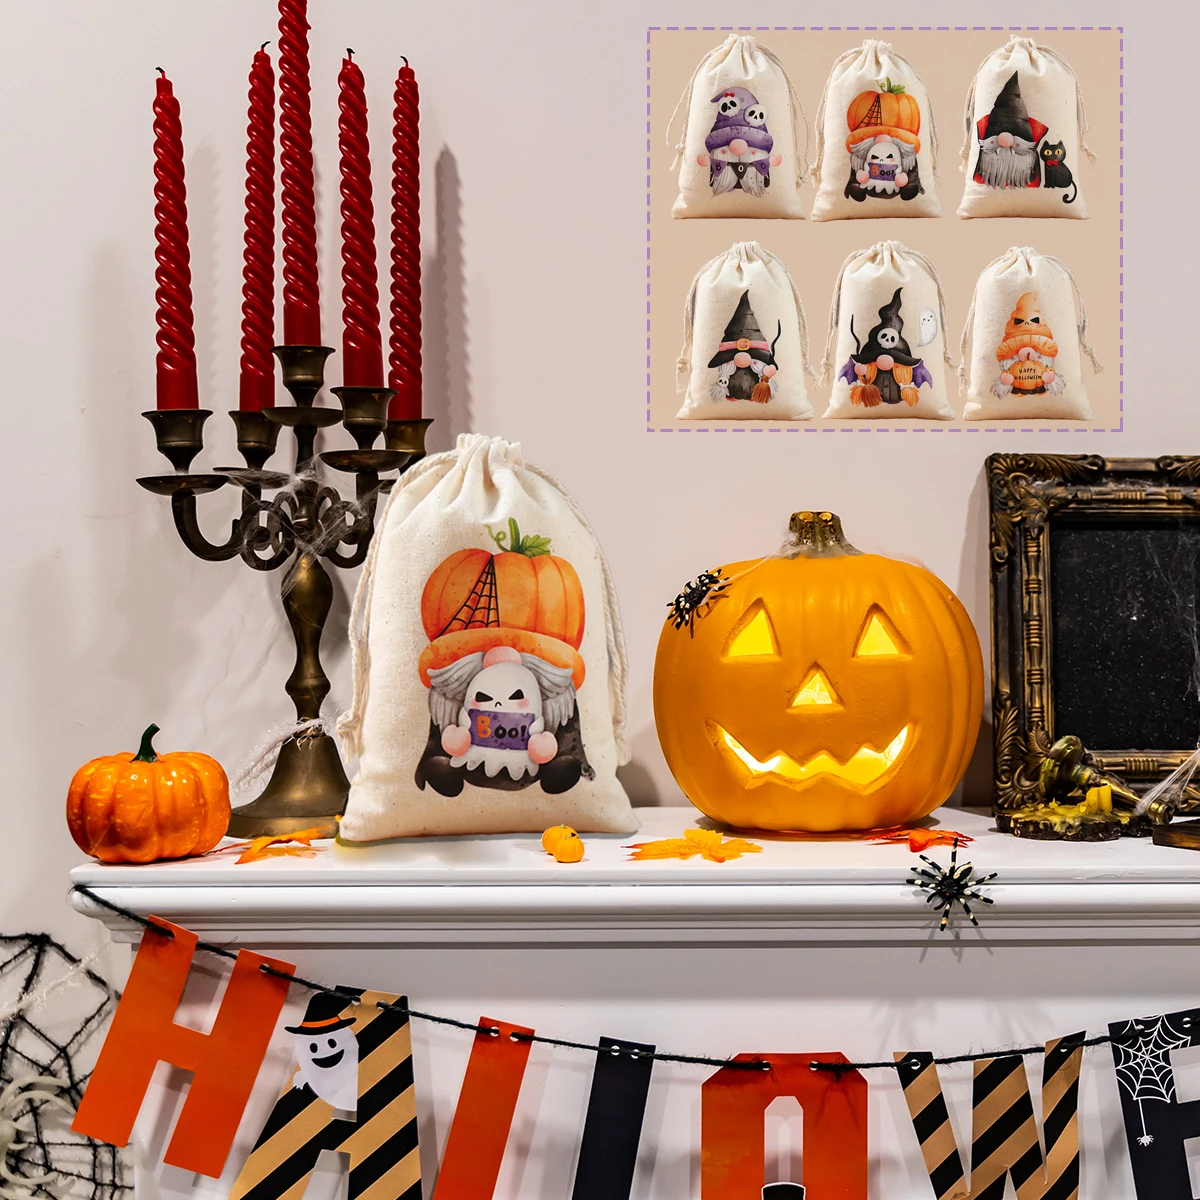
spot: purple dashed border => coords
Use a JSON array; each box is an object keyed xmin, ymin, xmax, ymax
[{"xmin": 645, "ymin": 26, "xmax": 1124, "ymax": 436}]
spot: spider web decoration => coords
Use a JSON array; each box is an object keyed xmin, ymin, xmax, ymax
[
  {"xmin": 1110, "ymin": 1015, "xmax": 1193, "ymax": 1147},
  {"xmin": 0, "ymin": 935, "xmax": 126, "ymax": 1200}
]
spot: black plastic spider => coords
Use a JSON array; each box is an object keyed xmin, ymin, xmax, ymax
[
  {"xmin": 667, "ymin": 569, "xmax": 726, "ymax": 631},
  {"xmin": 907, "ymin": 838, "xmax": 997, "ymax": 932}
]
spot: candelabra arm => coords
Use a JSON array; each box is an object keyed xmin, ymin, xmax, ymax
[
  {"xmin": 315, "ymin": 478, "xmax": 384, "ymax": 569},
  {"xmin": 170, "ymin": 492, "xmax": 244, "ymax": 562}
]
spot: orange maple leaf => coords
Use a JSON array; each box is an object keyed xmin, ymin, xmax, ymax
[
  {"xmin": 868, "ymin": 827, "xmax": 973, "ymax": 852},
  {"xmin": 626, "ymin": 828, "xmax": 762, "ymax": 863},
  {"xmin": 223, "ymin": 822, "xmax": 337, "ymax": 865}
]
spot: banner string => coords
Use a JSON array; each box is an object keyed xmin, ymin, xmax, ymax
[{"xmin": 71, "ymin": 883, "xmax": 1136, "ymax": 1075}]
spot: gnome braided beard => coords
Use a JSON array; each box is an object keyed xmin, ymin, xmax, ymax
[
  {"xmin": 838, "ymin": 287, "xmax": 932, "ymax": 408},
  {"xmin": 708, "ymin": 290, "xmax": 781, "ymax": 403},
  {"xmin": 974, "ymin": 71, "xmax": 1048, "ymax": 189},
  {"xmin": 703, "ymin": 87, "xmax": 780, "ymax": 197}
]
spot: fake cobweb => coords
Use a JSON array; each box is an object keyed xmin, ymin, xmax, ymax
[
  {"xmin": 1110, "ymin": 1014, "xmax": 1193, "ymax": 1146},
  {"xmin": 0, "ymin": 935, "xmax": 126, "ymax": 1200}
]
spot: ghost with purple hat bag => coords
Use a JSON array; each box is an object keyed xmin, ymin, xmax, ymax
[{"xmin": 958, "ymin": 37, "xmax": 1096, "ymax": 218}]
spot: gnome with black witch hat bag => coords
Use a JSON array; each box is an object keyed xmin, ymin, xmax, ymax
[
  {"xmin": 708, "ymin": 291, "xmax": 781, "ymax": 402},
  {"xmin": 839, "ymin": 286, "xmax": 933, "ymax": 407}
]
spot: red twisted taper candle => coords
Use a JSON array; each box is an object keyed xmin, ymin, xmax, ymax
[
  {"xmin": 153, "ymin": 69, "xmax": 198, "ymax": 411},
  {"xmin": 337, "ymin": 51, "xmax": 383, "ymax": 387},
  {"xmin": 388, "ymin": 58, "xmax": 421, "ymax": 418},
  {"xmin": 239, "ymin": 44, "xmax": 275, "ymax": 412},
  {"xmin": 278, "ymin": 0, "xmax": 320, "ymax": 346}
]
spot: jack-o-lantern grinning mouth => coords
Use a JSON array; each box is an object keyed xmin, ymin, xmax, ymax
[{"xmin": 711, "ymin": 722, "xmax": 911, "ymax": 788}]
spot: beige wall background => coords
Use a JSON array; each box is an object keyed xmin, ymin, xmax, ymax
[
  {"xmin": 0, "ymin": 0, "xmax": 1184, "ymax": 956},
  {"xmin": 651, "ymin": 28, "xmax": 1121, "ymax": 429}
]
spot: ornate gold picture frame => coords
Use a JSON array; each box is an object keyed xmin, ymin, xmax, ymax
[{"xmin": 988, "ymin": 454, "xmax": 1200, "ymax": 815}]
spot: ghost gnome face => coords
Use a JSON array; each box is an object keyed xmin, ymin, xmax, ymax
[
  {"xmin": 286, "ymin": 993, "xmax": 360, "ymax": 1111},
  {"xmin": 466, "ymin": 660, "xmax": 543, "ymax": 721}
]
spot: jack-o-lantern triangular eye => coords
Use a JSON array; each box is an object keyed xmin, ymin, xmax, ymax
[
  {"xmin": 854, "ymin": 606, "xmax": 908, "ymax": 657},
  {"xmin": 722, "ymin": 599, "xmax": 780, "ymax": 659}
]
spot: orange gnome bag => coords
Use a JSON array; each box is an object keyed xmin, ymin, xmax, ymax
[{"xmin": 960, "ymin": 247, "xmax": 1102, "ymax": 421}]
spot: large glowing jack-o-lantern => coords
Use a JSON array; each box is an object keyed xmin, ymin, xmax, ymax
[{"xmin": 653, "ymin": 511, "xmax": 983, "ymax": 832}]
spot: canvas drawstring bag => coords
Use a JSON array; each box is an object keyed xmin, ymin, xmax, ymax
[
  {"xmin": 809, "ymin": 40, "xmax": 942, "ymax": 221},
  {"xmin": 336, "ymin": 434, "xmax": 639, "ymax": 839},
  {"xmin": 959, "ymin": 247, "xmax": 1102, "ymax": 421},
  {"xmin": 819, "ymin": 242, "xmax": 955, "ymax": 420},
  {"xmin": 957, "ymin": 37, "xmax": 1095, "ymax": 219},
  {"xmin": 675, "ymin": 241, "xmax": 815, "ymax": 421},
  {"xmin": 667, "ymin": 34, "xmax": 809, "ymax": 219}
]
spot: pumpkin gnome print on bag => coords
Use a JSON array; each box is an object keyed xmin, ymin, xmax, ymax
[
  {"xmin": 844, "ymin": 78, "xmax": 924, "ymax": 203},
  {"xmin": 417, "ymin": 519, "xmax": 592, "ymax": 798}
]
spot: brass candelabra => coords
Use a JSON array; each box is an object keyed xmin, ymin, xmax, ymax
[{"xmin": 137, "ymin": 344, "xmax": 431, "ymax": 837}]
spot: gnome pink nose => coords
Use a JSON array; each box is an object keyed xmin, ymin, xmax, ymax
[
  {"xmin": 762, "ymin": 364, "xmax": 777, "ymax": 378},
  {"xmin": 733, "ymin": 351, "xmax": 752, "ymax": 369},
  {"xmin": 997, "ymin": 131, "xmax": 1014, "ymax": 148},
  {"xmin": 483, "ymin": 645, "xmax": 522, "ymax": 667},
  {"xmin": 728, "ymin": 138, "xmax": 748, "ymax": 156},
  {"xmin": 1017, "ymin": 347, "xmax": 1035, "ymax": 362},
  {"xmin": 876, "ymin": 354, "xmax": 895, "ymax": 372}
]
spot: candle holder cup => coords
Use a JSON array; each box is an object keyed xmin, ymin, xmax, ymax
[
  {"xmin": 137, "ymin": 347, "xmax": 429, "ymax": 837},
  {"xmin": 385, "ymin": 416, "xmax": 433, "ymax": 463}
]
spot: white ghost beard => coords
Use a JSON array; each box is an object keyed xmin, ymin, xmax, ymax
[
  {"xmin": 709, "ymin": 163, "xmax": 738, "ymax": 196},
  {"xmin": 739, "ymin": 165, "xmax": 767, "ymax": 196},
  {"xmin": 976, "ymin": 136, "xmax": 1038, "ymax": 188}
]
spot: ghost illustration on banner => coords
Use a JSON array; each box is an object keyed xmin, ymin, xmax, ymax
[
  {"xmin": 838, "ymin": 287, "xmax": 932, "ymax": 407},
  {"xmin": 286, "ymin": 992, "xmax": 360, "ymax": 1111},
  {"xmin": 700, "ymin": 87, "xmax": 784, "ymax": 197}
]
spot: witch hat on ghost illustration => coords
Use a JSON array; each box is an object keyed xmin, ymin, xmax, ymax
[
  {"xmin": 286, "ymin": 991, "xmax": 361, "ymax": 1110},
  {"xmin": 707, "ymin": 290, "xmax": 781, "ymax": 403},
  {"xmin": 838, "ymin": 286, "xmax": 932, "ymax": 408},
  {"xmin": 285, "ymin": 991, "xmax": 356, "ymax": 1035},
  {"xmin": 974, "ymin": 71, "xmax": 1047, "ymax": 188}
]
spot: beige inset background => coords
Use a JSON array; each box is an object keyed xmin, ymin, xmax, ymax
[{"xmin": 650, "ymin": 28, "xmax": 1121, "ymax": 429}]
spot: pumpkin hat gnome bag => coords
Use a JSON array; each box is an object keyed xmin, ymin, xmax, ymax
[
  {"xmin": 957, "ymin": 37, "xmax": 1096, "ymax": 218},
  {"xmin": 809, "ymin": 40, "xmax": 942, "ymax": 221},
  {"xmin": 819, "ymin": 241, "xmax": 955, "ymax": 420},
  {"xmin": 667, "ymin": 34, "xmax": 809, "ymax": 219},
  {"xmin": 676, "ymin": 241, "xmax": 815, "ymax": 421},
  {"xmin": 959, "ymin": 246, "xmax": 1102, "ymax": 421},
  {"xmin": 337, "ymin": 435, "xmax": 638, "ymax": 839}
]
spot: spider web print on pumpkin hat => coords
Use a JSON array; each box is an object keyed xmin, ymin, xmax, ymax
[{"xmin": 0, "ymin": 935, "xmax": 125, "ymax": 1200}]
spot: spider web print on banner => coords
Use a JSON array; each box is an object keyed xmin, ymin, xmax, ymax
[
  {"xmin": 0, "ymin": 935, "xmax": 126, "ymax": 1200},
  {"xmin": 1110, "ymin": 1014, "xmax": 1193, "ymax": 1147}
]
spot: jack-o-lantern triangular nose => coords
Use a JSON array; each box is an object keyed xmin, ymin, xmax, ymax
[{"xmin": 791, "ymin": 666, "xmax": 841, "ymax": 709}]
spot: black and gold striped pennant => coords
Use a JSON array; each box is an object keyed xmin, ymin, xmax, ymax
[
  {"xmin": 896, "ymin": 1034, "xmax": 1083, "ymax": 1200},
  {"xmin": 231, "ymin": 990, "xmax": 420, "ymax": 1200}
]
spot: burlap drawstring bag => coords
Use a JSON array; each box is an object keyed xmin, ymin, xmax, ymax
[
  {"xmin": 819, "ymin": 241, "xmax": 955, "ymax": 420},
  {"xmin": 959, "ymin": 247, "xmax": 1102, "ymax": 421},
  {"xmin": 336, "ymin": 434, "xmax": 638, "ymax": 838},
  {"xmin": 809, "ymin": 40, "xmax": 942, "ymax": 221},
  {"xmin": 957, "ymin": 37, "xmax": 1096, "ymax": 219},
  {"xmin": 667, "ymin": 34, "xmax": 809, "ymax": 219},
  {"xmin": 676, "ymin": 241, "xmax": 815, "ymax": 421}
]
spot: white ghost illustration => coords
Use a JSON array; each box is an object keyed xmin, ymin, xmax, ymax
[
  {"xmin": 430, "ymin": 645, "xmax": 576, "ymax": 781},
  {"xmin": 286, "ymin": 995, "xmax": 360, "ymax": 1112},
  {"xmin": 916, "ymin": 307, "xmax": 938, "ymax": 347}
]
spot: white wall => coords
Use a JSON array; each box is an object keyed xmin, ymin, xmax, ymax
[{"xmin": 0, "ymin": 0, "xmax": 1177, "ymax": 949}]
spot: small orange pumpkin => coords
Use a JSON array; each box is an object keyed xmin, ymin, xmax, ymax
[
  {"xmin": 66, "ymin": 725, "xmax": 231, "ymax": 863},
  {"xmin": 551, "ymin": 831, "xmax": 585, "ymax": 863},
  {"xmin": 654, "ymin": 512, "xmax": 982, "ymax": 833},
  {"xmin": 541, "ymin": 824, "xmax": 577, "ymax": 854}
]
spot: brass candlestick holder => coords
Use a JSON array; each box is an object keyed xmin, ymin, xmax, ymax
[{"xmin": 137, "ymin": 345, "xmax": 433, "ymax": 837}]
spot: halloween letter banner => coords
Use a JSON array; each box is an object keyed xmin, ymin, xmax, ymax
[{"xmin": 70, "ymin": 920, "xmax": 1200, "ymax": 1198}]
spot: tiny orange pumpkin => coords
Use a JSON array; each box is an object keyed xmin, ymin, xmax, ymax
[
  {"xmin": 551, "ymin": 831, "xmax": 585, "ymax": 863},
  {"xmin": 66, "ymin": 725, "xmax": 231, "ymax": 863},
  {"xmin": 541, "ymin": 824, "xmax": 577, "ymax": 855}
]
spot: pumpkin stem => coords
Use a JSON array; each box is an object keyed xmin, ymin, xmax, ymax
[
  {"xmin": 133, "ymin": 724, "xmax": 161, "ymax": 763},
  {"xmin": 785, "ymin": 511, "xmax": 864, "ymax": 559},
  {"xmin": 486, "ymin": 519, "xmax": 553, "ymax": 558}
]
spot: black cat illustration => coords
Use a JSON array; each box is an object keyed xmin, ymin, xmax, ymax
[{"xmin": 1039, "ymin": 140, "xmax": 1077, "ymax": 204}]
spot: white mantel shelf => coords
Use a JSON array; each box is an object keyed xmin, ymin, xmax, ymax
[{"xmin": 69, "ymin": 807, "xmax": 1200, "ymax": 948}]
